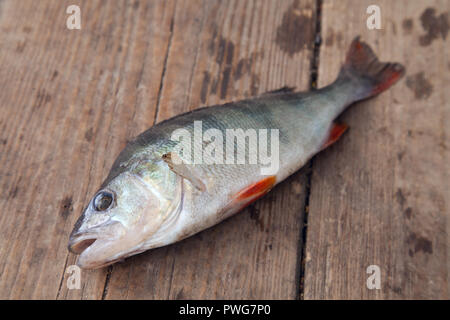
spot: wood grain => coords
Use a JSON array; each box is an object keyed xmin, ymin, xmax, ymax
[
  {"xmin": 0, "ymin": 0, "xmax": 447, "ymax": 300},
  {"xmin": 303, "ymin": 0, "xmax": 449, "ymax": 299}
]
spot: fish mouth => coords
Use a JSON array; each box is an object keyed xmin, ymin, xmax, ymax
[
  {"xmin": 68, "ymin": 221, "xmax": 129, "ymax": 269},
  {"xmin": 68, "ymin": 233, "xmax": 117, "ymax": 269},
  {"xmin": 68, "ymin": 233, "xmax": 98, "ymax": 255}
]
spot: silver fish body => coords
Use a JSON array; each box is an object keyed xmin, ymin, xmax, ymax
[{"xmin": 69, "ymin": 37, "xmax": 405, "ymax": 269}]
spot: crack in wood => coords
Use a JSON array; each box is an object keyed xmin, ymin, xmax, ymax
[
  {"xmin": 297, "ymin": 0, "xmax": 323, "ymax": 300},
  {"xmin": 154, "ymin": 4, "xmax": 176, "ymax": 125}
]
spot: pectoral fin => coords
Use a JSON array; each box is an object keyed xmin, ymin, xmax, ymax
[{"xmin": 162, "ymin": 152, "xmax": 207, "ymax": 192}]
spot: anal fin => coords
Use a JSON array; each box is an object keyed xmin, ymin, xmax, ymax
[
  {"xmin": 321, "ymin": 122, "xmax": 349, "ymax": 151},
  {"xmin": 262, "ymin": 86, "xmax": 296, "ymax": 96}
]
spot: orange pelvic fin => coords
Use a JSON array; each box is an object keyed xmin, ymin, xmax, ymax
[
  {"xmin": 220, "ymin": 176, "xmax": 276, "ymax": 219},
  {"xmin": 235, "ymin": 176, "xmax": 276, "ymax": 203},
  {"xmin": 321, "ymin": 122, "xmax": 349, "ymax": 151}
]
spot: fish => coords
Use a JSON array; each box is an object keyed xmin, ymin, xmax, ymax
[{"xmin": 68, "ymin": 37, "xmax": 405, "ymax": 269}]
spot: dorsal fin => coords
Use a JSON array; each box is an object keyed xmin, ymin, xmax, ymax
[{"xmin": 262, "ymin": 86, "xmax": 296, "ymax": 96}]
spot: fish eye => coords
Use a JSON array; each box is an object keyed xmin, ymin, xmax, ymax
[{"xmin": 93, "ymin": 191, "xmax": 114, "ymax": 212}]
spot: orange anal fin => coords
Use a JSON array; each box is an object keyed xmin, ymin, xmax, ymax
[{"xmin": 321, "ymin": 123, "xmax": 349, "ymax": 151}]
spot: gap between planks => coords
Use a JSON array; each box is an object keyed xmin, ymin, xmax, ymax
[{"xmin": 297, "ymin": 0, "xmax": 323, "ymax": 300}]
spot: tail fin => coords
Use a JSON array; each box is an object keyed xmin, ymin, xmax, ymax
[{"xmin": 338, "ymin": 37, "xmax": 405, "ymax": 100}]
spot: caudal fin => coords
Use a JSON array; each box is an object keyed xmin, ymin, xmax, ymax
[{"xmin": 338, "ymin": 37, "xmax": 405, "ymax": 100}]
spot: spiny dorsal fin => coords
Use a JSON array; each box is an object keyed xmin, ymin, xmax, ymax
[{"xmin": 262, "ymin": 86, "xmax": 296, "ymax": 96}]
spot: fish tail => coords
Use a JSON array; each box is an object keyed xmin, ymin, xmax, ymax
[{"xmin": 338, "ymin": 36, "xmax": 405, "ymax": 101}]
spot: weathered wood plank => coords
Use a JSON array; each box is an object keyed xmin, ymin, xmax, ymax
[
  {"xmin": 0, "ymin": 0, "xmax": 175, "ymax": 299},
  {"xmin": 304, "ymin": 0, "xmax": 449, "ymax": 299},
  {"xmin": 104, "ymin": 0, "xmax": 317, "ymax": 299}
]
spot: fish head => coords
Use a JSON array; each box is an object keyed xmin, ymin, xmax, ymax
[{"xmin": 68, "ymin": 158, "xmax": 183, "ymax": 269}]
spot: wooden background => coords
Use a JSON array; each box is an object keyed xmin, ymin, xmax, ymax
[{"xmin": 0, "ymin": 0, "xmax": 448, "ymax": 299}]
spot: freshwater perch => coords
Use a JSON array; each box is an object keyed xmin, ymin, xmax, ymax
[{"xmin": 68, "ymin": 37, "xmax": 405, "ymax": 269}]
